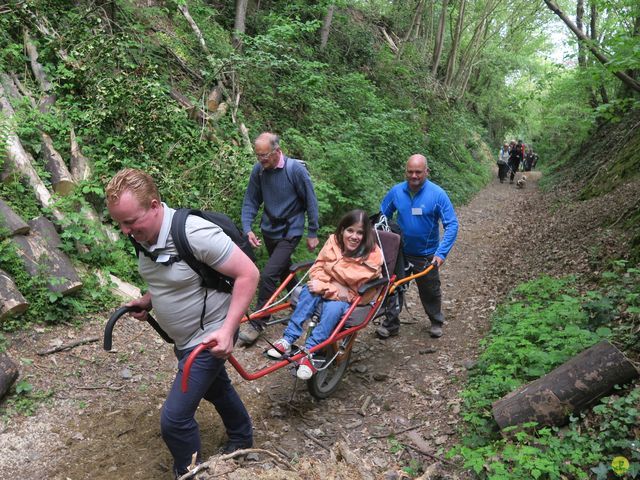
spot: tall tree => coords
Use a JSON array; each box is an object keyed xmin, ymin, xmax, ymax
[
  {"xmin": 543, "ymin": 0, "xmax": 640, "ymax": 93},
  {"xmin": 444, "ymin": 0, "xmax": 466, "ymax": 87},
  {"xmin": 431, "ymin": 0, "xmax": 449, "ymax": 77},
  {"xmin": 233, "ymin": 0, "xmax": 249, "ymax": 50},
  {"xmin": 320, "ymin": 4, "xmax": 335, "ymax": 50},
  {"xmin": 576, "ymin": 0, "xmax": 586, "ymax": 67}
]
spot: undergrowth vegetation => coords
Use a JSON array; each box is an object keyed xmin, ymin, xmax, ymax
[{"xmin": 450, "ymin": 262, "xmax": 640, "ymax": 479}]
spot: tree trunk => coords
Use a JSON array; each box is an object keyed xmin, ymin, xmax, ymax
[
  {"xmin": 178, "ymin": 3, "xmax": 210, "ymax": 55},
  {"xmin": 23, "ymin": 30, "xmax": 56, "ymax": 112},
  {"xmin": 28, "ymin": 216, "xmax": 62, "ymax": 248},
  {"xmin": 0, "ymin": 353, "xmax": 19, "ymax": 400},
  {"xmin": 576, "ymin": 0, "xmax": 586, "ymax": 67},
  {"xmin": 543, "ymin": 0, "xmax": 640, "ymax": 93},
  {"xmin": 444, "ymin": 0, "xmax": 466, "ymax": 87},
  {"xmin": 69, "ymin": 128, "xmax": 92, "ymax": 182},
  {"xmin": 0, "ymin": 270, "xmax": 29, "ymax": 322},
  {"xmin": 492, "ymin": 340, "xmax": 640, "ymax": 429},
  {"xmin": 0, "ymin": 83, "xmax": 63, "ymax": 221},
  {"xmin": 431, "ymin": 0, "xmax": 449, "ymax": 77},
  {"xmin": 12, "ymin": 229, "xmax": 82, "ymax": 295},
  {"xmin": 0, "ymin": 199, "xmax": 30, "ymax": 237},
  {"xmin": 41, "ymin": 133, "xmax": 75, "ymax": 195},
  {"xmin": 233, "ymin": 0, "xmax": 249, "ymax": 50},
  {"xmin": 1, "ymin": 73, "xmax": 76, "ymax": 196},
  {"xmin": 399, "ymin": 0, "xmax": 425, "ymax": 52},
  {"xmin": 320, "ymin": 4, "xmax": 335, "ymax": 50}
]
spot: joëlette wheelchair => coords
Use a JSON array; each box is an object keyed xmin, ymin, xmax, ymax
[{"xmin": 103, "ymin": 219, "xmax": 435, "ymax": 399}]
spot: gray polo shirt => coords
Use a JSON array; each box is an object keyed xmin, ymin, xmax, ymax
[{"xmin": 138, "ymin": 204, "xmax": 234, "ymax": 350}]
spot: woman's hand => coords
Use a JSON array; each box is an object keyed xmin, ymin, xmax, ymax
[{"xmin": 307, "ymin": 279, "xmax": 322, "ymax": 294}]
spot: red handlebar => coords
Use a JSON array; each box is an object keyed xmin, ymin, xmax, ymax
[{"xmin": 181, "ymin": 341, "xmax": 215, "ymax": 393}]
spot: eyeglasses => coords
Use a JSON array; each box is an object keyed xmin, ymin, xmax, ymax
[{"xmin": 256, "ymin": 148, "xmax": 276, "ymax": 160}]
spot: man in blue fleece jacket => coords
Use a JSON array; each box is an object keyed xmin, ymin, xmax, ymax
[
  {"xmin": 239, "ymin": 132, "xmax": 320, "ymax": 344},
  {"xmin": 377, "ymin": 154, "xmax": 458, "ymax": 339}
]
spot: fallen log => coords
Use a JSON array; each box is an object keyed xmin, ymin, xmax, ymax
[
  {"xmin": 42, "ymin": 133, "xmax": 75, "ymax": 195},
  {"xmin": 0, "ymin": 269, "xmax": 29, "ymax": 321},
  {"xmin": 492, "ymin": 340, "xmax": 640, "ymax": 429},
  {"xmin": 69, "ymin": 128, "xmax": 92, "ymax": 182},
  {"xmin": 1, "ymin": 73, "xmax": 76, "ymax": 196},
  {"xmin": 23, "ymin": 29, "xmax": 56, "ymax": 112},
  {"xmin": 12, "ymin": 231, "xmax": 82, "ymax": 295},
  {"xmin": 28, "ymin": 216, "xmax": 62, "ymax": 248},
  {"xmin": 0, "ymin": 353, "xmax": 19, "ymax": 400},
  {"xmin": 0, "ymin": 83, "xmax": 63, "ymax": 221},
  {"xmin": 0, "ymin": 199, "xmax": 30, "ymax": 237}
]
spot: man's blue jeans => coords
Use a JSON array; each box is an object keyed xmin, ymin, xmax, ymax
[
  {"xmin": 161, "ymin": 346, "xmax": 252, "ymax": 472},
  {"xmin": 282, "ymin": 286, "xmax": 350, "ymax": 348}
]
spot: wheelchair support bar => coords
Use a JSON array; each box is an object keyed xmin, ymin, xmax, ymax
[
  {"xmin": 389, "ymin": 263, "xmax": 436, "ymax": 295},
  {"xmin": 181, "ymin": 280, "xmax": 393, "ymax": 392},
  {"xmin": 103, "ymin": 306, "xmax": 174, "ymax": 351}
]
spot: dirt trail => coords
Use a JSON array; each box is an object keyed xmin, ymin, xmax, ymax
[{"xmin": 1, "ymin": 169, "xmax": 634, "ymax": 479}]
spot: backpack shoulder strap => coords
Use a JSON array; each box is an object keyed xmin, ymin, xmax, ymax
[{"xmin": 170, "ymin": 208, "xmax": 201, "ymax": 279}]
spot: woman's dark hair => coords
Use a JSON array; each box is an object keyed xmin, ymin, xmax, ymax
[{"xmin": 334, "ymin": 209, "xmax": 375, "ymax": 258}]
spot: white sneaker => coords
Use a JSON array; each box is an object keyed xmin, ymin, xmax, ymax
[
  {"xmin": 296, "ymin": 356, "xmax": 316, "ymax": 380},
  {"xmin": 267, "ymin": 338, "xmax": 291, "ymax": 359}
]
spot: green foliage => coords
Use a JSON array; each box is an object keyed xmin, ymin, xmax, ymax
[
  {"xmin": 451, "ymin": 265, "xmax": 640, "ymax": 479},
  {"xmin": 1, "ymin": 380, "xmax": 53, "ymax": 417}
]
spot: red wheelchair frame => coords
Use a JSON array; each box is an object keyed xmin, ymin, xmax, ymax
[{"xmin": 104, "ymin": 228, "xmax": 435, "ymax": 399}]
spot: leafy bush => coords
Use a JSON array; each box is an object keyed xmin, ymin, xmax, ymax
[{"xmin": 451, "ymin": 267, "xmax": 640, "ymax": 479}]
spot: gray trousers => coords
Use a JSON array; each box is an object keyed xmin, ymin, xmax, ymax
[{"xmin": 384, "ymin": 254, "xmax": 444, "ymax": 328}]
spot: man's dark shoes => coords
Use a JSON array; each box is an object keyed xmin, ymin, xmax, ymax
[
  {"xmin": 429, "ymin": 324, "xmax": 443, "ymax": 338},
  {"xmin": 376, "ymin": 320, "xmax": 399, "ymax": 339},
  {"xmin": 238, "ymin": 322, "xmax": 262, "ymax": 345},
  {"xmin": 221, "ymin": 439, "xmax": 253, "ymax": 455}
]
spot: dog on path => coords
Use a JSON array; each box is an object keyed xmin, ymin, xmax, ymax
[{"xmin": 516, "ymin": 175, "xmax": 527, "ymax": 188}]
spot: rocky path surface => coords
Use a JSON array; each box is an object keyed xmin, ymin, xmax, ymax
[{"xmin": 1, "ymin": 169, "xmax": 635, "ymax": 479}]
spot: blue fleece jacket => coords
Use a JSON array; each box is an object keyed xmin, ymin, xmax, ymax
[
  {"xmin": 380, "ymin": 180, "xmax": 458, "ymax": 259},
  {"xmin": 241, "ymin": 156, "xmax": 319, "ymax": 239}
]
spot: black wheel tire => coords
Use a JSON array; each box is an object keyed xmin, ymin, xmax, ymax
[{"xmin": 307, "ymin": 347, "xmax": 351, "ymax": 399}]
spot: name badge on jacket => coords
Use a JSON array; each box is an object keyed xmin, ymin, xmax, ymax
[{"xmin": 411, "ymin": 208, "xmax": 423, "ymax": 216}]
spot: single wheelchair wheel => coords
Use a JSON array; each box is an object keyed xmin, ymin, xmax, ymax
[{"xmin": 307, "ymin": 346, "xmax": 351, "ymax": 399}]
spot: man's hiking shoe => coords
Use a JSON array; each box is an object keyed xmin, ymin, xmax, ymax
[
  {"xmin": 220, "ymin": 439, "xmax": 253, "ymax": 455},
  {"xmin": 267, "ymin": 338, "xmax": 291, "ymax": 359},
  {"xmin": 429, "ymin": 324, "xmax": 443, "ymax": 338},
  {"xmin": 239, "ymin": 322, "xmax": 262, "ymax": 345},
  {"xmin": 296, "ymin": 356, "xmax": 316, "ymax": 380},
  {"xmin": 375, "ymin": 324, "xmax": 399, "ymax": 339}
]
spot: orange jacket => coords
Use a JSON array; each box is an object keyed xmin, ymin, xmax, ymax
[{"xmin": 309, "ymin": 234, "xmax": 383, "ymax": 304}]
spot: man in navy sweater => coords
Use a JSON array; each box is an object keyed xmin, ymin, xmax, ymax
[
  {"xmin": 239, "ymin": 132, "xmax": 320, "ymax": 344},
  {"xmin": 376, "ymin": 154, "xmax": 458, "ymax": 339}
]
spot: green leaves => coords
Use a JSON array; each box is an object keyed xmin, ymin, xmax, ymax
[{"xmin": 452, "ymin": 265, "xmax": 640, "ymax": 479}]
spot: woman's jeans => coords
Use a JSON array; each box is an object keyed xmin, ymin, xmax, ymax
[
  {"xmin": 282, "ymin": 285, "xmax": 350, "ymax": 348},
  {"xmin": 161, "ymin": 346, "xmax": 252, "ymax": 472}
]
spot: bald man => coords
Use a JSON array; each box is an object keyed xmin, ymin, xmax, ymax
[
  {"xmin": 239, "ymin": 132, "xmax": 320, "ymax": 345},
  {"xmin": 377, "ymin": 154, "xmax": 458, "ymax": 339}
]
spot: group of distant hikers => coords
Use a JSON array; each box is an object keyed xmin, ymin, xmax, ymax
[{"xmin": 496, "ymin": 139, "xmax": 539, "ymax": 184}]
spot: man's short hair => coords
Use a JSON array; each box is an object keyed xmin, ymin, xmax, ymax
[
  {"xmin": 105, "ymin": 168, "xmax": 160, "ymax": 209},
  {"xmin": 255, "ymin": 132, "xmax": 280, "ymax": 150}
]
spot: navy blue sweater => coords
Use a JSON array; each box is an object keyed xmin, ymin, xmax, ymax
[{"xmin": 241, "ymin": 156, "xmax": 319, "ymax": 239}]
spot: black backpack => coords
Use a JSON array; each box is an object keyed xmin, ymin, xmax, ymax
[{"xmin": 130, "ymin": 208, "xmax": 256, "ymax": 294}]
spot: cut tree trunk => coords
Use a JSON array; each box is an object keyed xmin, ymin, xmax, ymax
[
  {"xmin": 0, "ymin": 83, "xmax": 63, "ymax": 221},
  {"xmin": 492, "ymin": 340, "xmax": 640, "ymax": 429},
  {"xmin": 1, "ymin": 74, "xmax": 76, "ymax": 196},
  {"xmin": 28, "ymin": 216, "xmax": 62, "ymax": 248},
  {"xmin": 0, "ymin": 199, "xmax": 30, "ymax": 237},
  {"xmin": 12, "ymin": 231, "xmax": 82, "ymax": 295},
  {"xmin": 23, "ymin": 29, "xmax": 56, "ymax": 112},
  {"xmin": 0, "ymin": 269, "xmax": 29, "ymax": 321},
  {"xmin": 69, "ymin": 127, "xmax": 92, "ymax": 182},
  {"xmin": 42, "ymin": 133, "xmax": 75, "ymax": 195},
  {"xmin": 0, "ymin": 353, "xmax": 19, "ymax": 400}
]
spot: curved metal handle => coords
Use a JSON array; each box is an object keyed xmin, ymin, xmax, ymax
[
  {"xmin": 103, "ymin": 306, "xmax": 173, "ymax": 351},
  {"xmin": 181, "ymin": 341, "xmax": 217, "ymax": 393}
]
